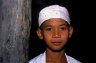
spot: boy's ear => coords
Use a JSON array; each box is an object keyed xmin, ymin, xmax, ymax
[
  {"xmin": 36, "ymin": 28, "xmax": 43, "ymax": 39},
  {"xmin": 69, "ymin": 26, "xmax": 74, "ymax": 38}
]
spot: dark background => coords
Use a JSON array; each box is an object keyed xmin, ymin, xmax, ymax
[{"xmin": 29, "ymin": 0, "xmax": 95, "ymax": 63}]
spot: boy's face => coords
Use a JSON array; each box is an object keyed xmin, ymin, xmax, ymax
[{"xmin": 37, "ymin": 18, "xmax": 73, "ymax": 51}]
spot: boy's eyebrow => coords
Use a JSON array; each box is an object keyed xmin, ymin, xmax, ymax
[
  {"xmin": 59, "ymin": 23, "xmax": 68, "ymax": 26},
  {"xmin": 44, "ymin": 25, "xmax": 52, "ymax": 28},
  {"xmin": 43, "ymin": 24, "xmax": 68, "ymax": 28}
]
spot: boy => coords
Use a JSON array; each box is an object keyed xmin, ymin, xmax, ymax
[{"xmin": 29, "ymin": 5, "xmax": 81, "ymax": 63}]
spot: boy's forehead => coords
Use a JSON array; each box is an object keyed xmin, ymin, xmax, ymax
[{"xmin": 41, "ymin": 18, "xmax": 68, "ymax": 26}]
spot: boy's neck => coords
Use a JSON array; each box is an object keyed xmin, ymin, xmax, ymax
[{"xmin": 46, "ymin": 49, "xmax": 67, "ymax": 63}]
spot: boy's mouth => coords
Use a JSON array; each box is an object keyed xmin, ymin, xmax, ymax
[{"xmin": 51, "ymin": 42, "xmax": 62, "ymax": 46}]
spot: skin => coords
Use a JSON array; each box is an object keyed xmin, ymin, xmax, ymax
[{"xmin": 37, "ymin": 18, "xmax": 73, "ymax": 63}]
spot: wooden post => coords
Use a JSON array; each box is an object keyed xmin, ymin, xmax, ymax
[{"xmin": 0, "ymin": 0, "xmax": 31, "ymax": 63}]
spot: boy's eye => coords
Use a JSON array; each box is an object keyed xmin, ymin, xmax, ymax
[
  {"xmin": 46, "ymin": 28, "xmax": 52, "ymax": 31},
  {"xmin": 60, "ymin": 27, "xmax": 66, "ymax": 30}
]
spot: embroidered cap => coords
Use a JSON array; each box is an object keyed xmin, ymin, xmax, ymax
[{"xmin": 38, "ymin": 5, "xmax": 70, "ymax": 27}]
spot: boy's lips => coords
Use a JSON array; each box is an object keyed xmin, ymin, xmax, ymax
[{"xmin": 51, "ymin": 42, "xmax": 62, "ymax": 46}]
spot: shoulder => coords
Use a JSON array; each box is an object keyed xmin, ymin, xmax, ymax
[
  {"xmin": 28, "ymin": 54, "xmax": 43, "ymax": 63},
  {"xmin": 28, "ymin": 52, "xmax": 45, "ymax": 63},
  {"xmin": 66, "ymin": 54, "xmax": 81, "ymax": 63}
]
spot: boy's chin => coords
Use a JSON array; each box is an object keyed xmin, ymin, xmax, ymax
[{"xmin": 48, "ymin": 47, "xmax": 64, "ymax": 52}]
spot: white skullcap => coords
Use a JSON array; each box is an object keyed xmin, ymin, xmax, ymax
[{"xmin": 38, "ymin": 5, "xmax": 70, "ymax": 27}]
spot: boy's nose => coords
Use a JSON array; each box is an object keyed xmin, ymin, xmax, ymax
[{"xmin": 52, "ymin": 29, "xmax": 61, "ymax": 38}]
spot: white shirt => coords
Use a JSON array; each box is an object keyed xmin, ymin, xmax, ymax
[{"xmin": 29, "ymin": 52, "xmax": 81, "ymax": 63}]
